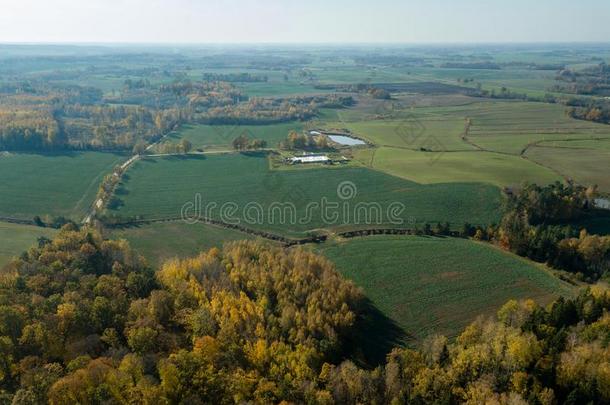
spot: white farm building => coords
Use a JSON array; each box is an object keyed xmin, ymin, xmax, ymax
[{"xmin": 290, "ymin": 154, "xmax": 331, "ymax": 164}]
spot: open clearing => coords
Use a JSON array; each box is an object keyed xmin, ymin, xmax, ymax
[
  {"xmin": 110, "ymin": 221, "xmax": 256, "ymax": 267},
  {"xmin": 0, "ymin": 152, "xmax": 125, "ymax": 220},
  {"xmin": 159, "ymin": 122, "xmax": 303, "ymax": 151},
  {"xmin": 355, "ymin": 147, "xmax": 561, "ymax": 187},
  {"xmin": 107, "ymin": 153, "xmax": 502, "ymax": 237},
  {"xmin": 320, "ymin": 235, "xmax": 575, "ymax": 341},
  {"xmin": 0, "ymin": 222, "xmax": 57, "ymax": 268}
]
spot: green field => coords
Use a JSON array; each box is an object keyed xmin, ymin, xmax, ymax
[
  {"xmin": 109, "ymin": 221, "xmax": 256, "ymax": 267},
  {"xmin": 525, "ymin": 145, "xmax": 610, "ymax": 191},
  {"xmin": 107, "ymin": 152, "xmax": 503, "ymax": 237},
  {"xmin": 320, "ymin": 235, "xmax": 575, "ymax": 341},
  {"xmin": 0, "ymin": 222, "xmax": 57, "ymax": 268},
  {"xmin": 0, "ymin": 152, "xmax": 125, "ymax": 220},
  {"xmin": 355, "ymin": 147, "xmax": 561, "ymax": 187},
  {"xmin": 333, "ymin": 117, "xmax": 474, "ymax": 151},
  {"xmin": 158, "ymin": 122, "xmax": 304, "ymax": 151},
  {"xmin": 466, "ymin": 101, "xmax": 610, "ymax": 154},
  {"xmin": 538, "ymin": 138, "xmax": 610, "ymax": 151}
]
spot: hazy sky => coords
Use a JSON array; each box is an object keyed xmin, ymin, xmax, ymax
[{"xmin": 1, "ymin": 0, "xmax": 609, "ymax": 43}]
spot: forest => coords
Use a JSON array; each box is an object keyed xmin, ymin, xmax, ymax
[
  {"xmin": 0, "ymin": 227, "xmax": 608, "ymax": 404},
  {"xmin": 0, "ymin": 79, "xmax": 352, "ymax": 151}
]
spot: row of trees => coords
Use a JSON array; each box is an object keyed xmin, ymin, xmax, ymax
[{"xmin": 0, "ymin": 228, "xmax": 608, "ymax": 403}]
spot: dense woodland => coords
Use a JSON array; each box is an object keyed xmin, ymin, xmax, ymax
[
  {"xmin": 0, "ymin": 227, "xmax": 608, "ymax": 404},
  {"xmin": 467, "ymin": 183, "xmax": 610, "ymax": 283},
  {"xmin": 0, "ymin": 78, "xmax": 352, "ymax": 151}
]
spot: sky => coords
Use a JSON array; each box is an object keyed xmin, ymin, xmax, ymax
[{"xmin": 0, "ymin": 0, "xmax": 609, "ymax": 44}]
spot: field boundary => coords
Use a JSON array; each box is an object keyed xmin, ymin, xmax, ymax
[{"xmin": 0, "ymin": 217, "xmax": 35, "ymax": 226}]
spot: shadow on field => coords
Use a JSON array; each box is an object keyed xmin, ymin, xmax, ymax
[
  {"xmin": 344, "ymin": 297, "xmax": 410, "ymax": 368},
  {"xmin": 240, "ymin": 150, "xmax": 269, "ymax": 158}
]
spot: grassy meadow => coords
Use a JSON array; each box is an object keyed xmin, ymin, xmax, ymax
[
  {"xmin": 354, "ymin": 147, "xmax": 561, "ymax": 187},
  {"xmin": 320, "ymin": 235, "xmax": 575, "ymax": 341},
  {"xmin": 525, "ymin": 146, "xmax": 610, "ymax": 192},
  {"xmin": 466, "ymin": 101, "xmax": 610, "ymax": 154},
  {"xmin": 109, "ymin": 221, "xmax": 256, "ymax": 267},
  {"xmin": 0, "ymin": 151, "xmax": 125, "ymax": 220},
  {"xmin": 106, "ymin": 152, "xmax": 503, "ymax": 237},
  {"xmin": 0, "ymin": 222, "xmax": 57, "ymax": 268}
]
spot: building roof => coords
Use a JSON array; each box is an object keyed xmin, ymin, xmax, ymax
[{"xmin": 290, "ymin": 155, "xmax": 330, "ymax": 163}]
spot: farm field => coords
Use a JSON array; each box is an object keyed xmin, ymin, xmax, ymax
[
  {"xmin": 0, "ymin": 222, "xmax": 57, "ymax": 268},
  {"xmin": 331, "ymin": 117, "xmax": 473, "ymax": 151},
  {"xmin": 320, "ymin": 235, "xmax": 575, "ymax": 341},
  {"xmin": 0, "ymin": 151, "xmax": 125, "ymax": 220},
  {"xmin": 159, "ymin": 122, "xmax": 303, "ymax": 151},
  {"xmin": 109, "ymin": 221, "xmax": 256, "ymax": 267},
  {"xmin": 356, "ymin": 147, "xmax": 561, "ymax": 187},
  {"xmin": 106, "ymin": 152, "xmax": 503, "ymax": 237},
  {"xmin": 525, "ymin": 146, "xmax": 610, "ymax": 192},
  {"xmin": 466, "ymin": 101, "xmax": 610, "ymax": 154},
  {"xmin": 537, "ymin": 137, "xmax": 610, "ymax": 151}
]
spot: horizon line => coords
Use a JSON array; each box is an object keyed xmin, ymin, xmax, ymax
[{"xmin": 2, "ymin": 41, "xmax": 610, "ymax": 47}]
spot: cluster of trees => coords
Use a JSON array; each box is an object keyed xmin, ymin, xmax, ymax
[
  {"xmin": 199, "ymin": 95, "xmax": 353, "ymax": 125},
  {"xmin": 60, "ymin": 104, "xmax": 173, "ymax": 150},
  {"xmin": 107, "ymin": 80, "xmax": 245, "ymax": 110},
  {"xmin": 157, "ymin": 139, "xmax": 193, "ymax": 154},
  {"xmin": 368, "ymin": 87, "xmax": 391, "ymax": 100},
  {"xmin": 474, "ymin": 183, "xmax": 610, "ymax": 282},
  {"xmin": 567, "ymin": 104, "xmax": 610, "ymax": 125},
  {"xmin": 280, "ymin": 130, "xmax": 331, "ymax": 150},
  {"xmin": 231, "ymin": 133, "xmax": 267, "ymax": 150},
  {"xmin": 0, "ymin": 75, "xmax": 354, "ymax": 151},
  {"xmin": 0, "ymin": 109, "xmax": 63, "ymax": 150},
  {"xmin": 553, "ymin": 63, "xmax": 610, "ymax": 96},
  {"xmin": 0, "ymin": 81, "xmax": 188, "ymax": 151},
  {"xmin": 1, "ymin": 229, "xmax": 609, "ymax": 403}
]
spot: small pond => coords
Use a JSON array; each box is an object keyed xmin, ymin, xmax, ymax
[{"xmin": 328, "ymin": 135, "xmax": 366, "ymax": 146}]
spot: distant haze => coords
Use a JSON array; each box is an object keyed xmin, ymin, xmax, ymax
[{"xmin": 1, "ymin": 0, "xmax": 609, "ymax": 44}]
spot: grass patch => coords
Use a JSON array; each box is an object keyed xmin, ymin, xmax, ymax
[
  {"xmin": 109, "ymin": 221, "xmax": 256, "ymax": 267},
  {"xmin": 0, "ymin": 151, "xmax": 125, "ymax": 220},
  {"xmin": 319, "ymin": 235, "xmax": 575, "ymax": 342},
  {"xmin": 360, "ymin": 147, "xmax": 561, "ymax": 187},
  {"xmin": 0, "ymin": 222, "xmax": 57, "ymax": 268},
  {"xmin": 466, "ymin": 101, "xmax": 610, "ymax": 154},
  {"xmin": 525, "ymin": 146, "xmax": 610, "ymax": 192}
]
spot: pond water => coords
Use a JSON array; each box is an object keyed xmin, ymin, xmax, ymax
[{"xmin": 328, "ymin": 135, "xmax": 366, "ymax": 146}]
